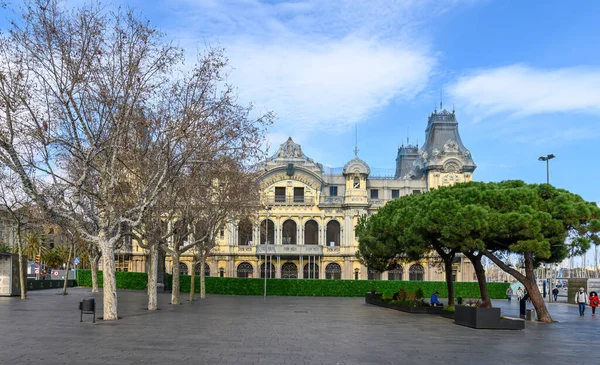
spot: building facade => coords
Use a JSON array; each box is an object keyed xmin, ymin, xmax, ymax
[{"xmin": 155, "ymin": 107, "xmax": 478, "ymax": 281}]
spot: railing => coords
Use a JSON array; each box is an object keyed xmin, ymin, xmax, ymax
[
  {"xmin": 255, "ymin": 244, "xmax": 323, "ymax": 256},
  {"xmin": 319, "ymin": 196, "xmax": 344, "ymax": 205},
  {"xmin": 267, "ymin": 196, "xmax": 314, "ymax": 205}
]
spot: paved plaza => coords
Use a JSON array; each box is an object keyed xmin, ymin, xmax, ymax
[{"xmin": 0, "ymin": 288, "xmax": 596, "ymax": 365}]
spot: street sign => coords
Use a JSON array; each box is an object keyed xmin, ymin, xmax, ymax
[
  {"xmin": 73, "ymin": 257, "xmax": 81, "ymax": 266},
  {"xmin": 53, "ymin": 270, "xmax": 59, "ymax": 277},
  {"xmin": 34, "ymin": 268, "xmax": 39, "ymax": 274},
  {"xmin": 33, "ymin": 263, "xmax": 39, "ymax": 268}
]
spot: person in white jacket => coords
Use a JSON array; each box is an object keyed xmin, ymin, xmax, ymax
[{"xmin": 575, "ymin": 287, "xmax": 588, "ymax": 316}]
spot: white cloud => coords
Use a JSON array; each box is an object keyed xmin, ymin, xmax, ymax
[
  {"xmin": 226, "ymin": 36, "xmax": 433, "ymax": 130},
  {"xmin": 165, "ymin": 0, "xmax": 473, "ymax": 132},
  {"xmin": 449, "ymin": 64, "xmax": 600, "ymax": 119}
]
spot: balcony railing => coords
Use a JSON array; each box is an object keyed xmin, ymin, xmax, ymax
[
  {"xmin": 255, "ymin": 244, "xmax": 323, "ymax": 256},
  {"xmin": 267, "ymin": 196, "xmax": 314, "ymax": 205},
  {"xmin": 319, "ymin": 196, "xmax": 344, "ymax": 205}
]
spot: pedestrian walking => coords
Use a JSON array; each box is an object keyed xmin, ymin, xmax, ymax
[
  {"xmin": 516, "ymin": 287, "xmax": 524, "ymax": 301},
  {"xmin": 589, "ymin": 291, "xmax": 599, "ymax": 317},
  {"xmin": 575, "ymin": 287, "xmax": 588, "ymax": 316},
  {"xmin": 506, "ymin": 286, "xmax": 513, "ymax": 302},
  {"xmin": 552, "ymin": 287, "xmax": 559, "ymax": 302}
]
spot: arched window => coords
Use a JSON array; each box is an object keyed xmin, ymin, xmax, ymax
[
  {"xmin": 326, "ymin": 220, "xmax": 340, "ymax": 247},
  {"xmin": 237, "ymin": 262, "xmax": 254, "ymax": 278},
  {"xmin": 368, "ymin": 268, "xmax": 381, "ymax": 280},
  {"xmin": 282, "ymin": 219, "xmax": 297, "ymax": 245},
  {"xmin": 237, "ymin": 218, "xmax": 253, "ymax": 246},
  {"xmin": 281, "ymin": 262, "xmax": 298, "ymax": 279},
  {"xmin": 260, "ymin": 219, "xmax": 275, "ymax": 245},
  {"xmin": 303, "ymin": 263, "xmax": 320, "ymax": 279},
  {"xmin": 260, "ymin": 262, "xmax": 275, "ymax": 278},
  {"xmin": 325, "ymin": 263, "xmax": 342, "ymax": 280},
  {"xmin": 195, "ymin": 263, "xmax": 211, "ymax": 277},
  {"xmin": 304, "ymin": 220, "xmax": 319, "ymax": 245},
  {"xmin": 178, "ymin": 262, "xmax": 189, "ymax": 276},
  {"xmin": 353, "ymin": 176, "xmax": 360, "ymax": 189},
  {"xmin": 409, "ymin": 264, "xmax": 425, "ymax": 281},
  {"xmin": 388, "ymin": 264, "xmax": 403, "ymax": 281}
]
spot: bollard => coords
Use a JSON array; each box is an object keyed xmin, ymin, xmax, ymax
[{"xmin": 519, "ymin": 299, "xmax": 526, "ymax": 318}]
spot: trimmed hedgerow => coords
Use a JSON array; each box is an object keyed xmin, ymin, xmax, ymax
[
  {"xmin": 76, "ymin": 270, "xmax": 148, "ymax": 290},
  {"xmin": 76, "ymin": 270, "xmax": 509, "ymax": 299}
]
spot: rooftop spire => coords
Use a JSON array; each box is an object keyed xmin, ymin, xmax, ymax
[
  {"xmin": 353, "ymin": 124, "xmax": 359, "ymax": 157},
  {"xmin": 440, "ymin": 88, "xmax": 443, "ymax": 110}
]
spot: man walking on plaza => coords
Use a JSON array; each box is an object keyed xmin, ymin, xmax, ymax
[
  {"xmin": 575, "ymin": 287, "xmax": 588, "ymax": 316},
  {"xmin": 552, "ymin": 287, "xmax": 559, "ymax": 302},
  {"xmin": 506, "ymin": 286, "xmax": 513, "ymax": 302}
]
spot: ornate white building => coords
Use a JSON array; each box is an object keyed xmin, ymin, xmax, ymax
[{"xmin": 160, "ymin": 107, "xmax": 478, "ymax": 281}]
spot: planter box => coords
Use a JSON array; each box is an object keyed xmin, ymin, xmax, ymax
[
  {"xmin": 454, "ymin": 305, "xmax": 524, "ymax": 330},
  {"xmin": 440, "ymin": 310, "xmax": 455, "ymax": 319},
  {"xmin": 365, "ymin": 294, "xmax": 441, "ymax": 314}
]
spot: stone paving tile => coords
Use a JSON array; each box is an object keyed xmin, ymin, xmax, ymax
[{"xmin": 0, "ymin": 288, "xmax": 596, "ymax": 364}]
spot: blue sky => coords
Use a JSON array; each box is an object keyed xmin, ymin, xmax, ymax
[{"xmin": 2, "ymin": 0, "xmax": 599, "ymax": 204}]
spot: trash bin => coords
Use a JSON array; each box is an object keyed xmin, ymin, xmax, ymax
[
  {"xmin": 519, "ymin": 299, "xmax": 526, "ymax": 318},
  {"xmin": 526, "ymin": 309, "xmax": 535, "ymax": 321},
  {"xmin": 79, "ymin": 297, "xmax": 96, "ymax": 323}
]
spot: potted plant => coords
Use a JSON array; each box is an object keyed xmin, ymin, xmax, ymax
[{"xmin": 454, "ymin": 300, "xmax": 524, "ymax": 330}]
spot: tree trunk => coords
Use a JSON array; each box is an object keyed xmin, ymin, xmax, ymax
[
  {"xmin": 189, "ymin": 257, "xmax": 196, "ymax": 302},
  {"xmin": 443, "ymin": 256, "xmax": 455, "ymax": 306},
  {"xmin": 466, "ymin": 252, "xmax": 491, "ymax": 307},
  {"xmin": 91, "ymin": 254, "xmax": 100, "ymax": 293},
  {"xmin": 62, "ymin": 242, "xmax": 73, "ymax": 295},
  {"xmin": 482, "ymin": 249, "xmax": 553, "ymax": 322},
  {"xmin": 16, "ymin": 224, "xmax": 26, "ymax": 299},
  {"xmin": 171, "ymin": 252, "xmax": 181, "ymax": 305},
  {"xmin": 523, "ymin": 251, "xmax": 552, "ymax": 322},
  {"xmin": 200, "ymin": 255, "xmax": 206, "ymax": 299},
  {"xmin": 147, "ymin": 243, "xmax": 158, "ymax": 310},
  {"xmin": 99, "ymin": 242, "xmax": 118, "ymax": 320}
]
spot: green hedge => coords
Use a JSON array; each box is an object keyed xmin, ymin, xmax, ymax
[
  {"xmin": 76, "ymin": 270, "xmax": 509, "ymax": 298},
  {"xmin": 76, "ymin": 270, "xmax": 148, "ymax": 290}
]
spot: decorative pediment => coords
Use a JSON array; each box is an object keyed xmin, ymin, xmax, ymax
[
  {"xmin": 342, "ymin": 156, "xmax": 370, "ymax": 175},
  {"xmin": 273, "ymin": 137, "xmax": 306, "ymax": 160}
]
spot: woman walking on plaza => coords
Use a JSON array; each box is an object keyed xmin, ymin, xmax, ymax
[{"xmin": 589, "ymin": 291, "xmax": 599, "ymax": 317}]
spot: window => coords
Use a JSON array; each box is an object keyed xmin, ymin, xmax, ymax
[
  {"xmin": 325, "ymin": 263, "xmax": 342, "ymax": 280},
  {"xmin": 409, "ymin": 264, "xmax": 425, "ymax": 281},
  {"xmin": 275, "ymin": 187, "xmax": 286, "ymax": 202},
  {"xmin": 237, "ymin": 262, "xmax": 254, "ymax": 278},
  {"xmin": 237, "ymin": 218, "xmax": 253, "ymax": 246},
  {"xmin": 260, "ymin": 262, "xmax": 275, "ymax": 278},
  {"xmin": 282, "ymin": 219, "xmax": 297, "ymax": 245},
  {"xmin": 368, "ymin": 268, "xmax": 381, "ymax": 280},
  {"xmin": 329, "ymin": 186, "xmax": 338, "ymax": 196},
  {"xmin": 303, "ymin": 263, "xmax": 319, "ymax": 279},
  {"xmin": 293, "ymin": 187, "xmax": 304, "ymax": 202},
  {"xmin": 353, "ymin": 177, "xmax": 360, "ymax": 189},
  {"xmin": 388, "ymin": 264, "xmax": 403, "ymax": 280},
  {"xmin": 326, "ymin": 220, "xmax": 340, "ymax": 246},
  {"xmin": 281, "ymin": 262, "xmax": 298, "ymax": 279},
  {"xmin": 260, "ymin": 219, "xmax": 275, "ymax": 244},
  {"xmin": 178, "ymin": 262, "xmax": 189, "ymax": 276},
  {"xmin": 195, "ymin": 263, "xmax": 211, "ymax": 277},
  {"xmin": 391, "ymin": 189, "xmax": 400, "ymax": 199},
  {"xmin": 412, "ymin": 190, "xmax": 421, "ymax": 195},
  {"xmin": 370, "ymin": 189, "xmax": 379, "ymax": 199},
  {"xmin": 220, "ymin": 229, "xmax": 225, "ymax": 238},
  {"xmin": 304, "ymin": 220, "xmax": 319, "ymax": 245}
]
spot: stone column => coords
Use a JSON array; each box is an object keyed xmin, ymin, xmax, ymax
[
  {"xmin": 276, "ymin": 256, "xmax": 281, "ymax": 278},
  {"xmin": 299, "ymin": 256, "xmax": 304, "ymax": 279}
]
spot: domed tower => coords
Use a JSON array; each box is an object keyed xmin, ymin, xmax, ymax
[
  {"xmin": 342, "ymin": 156, "xmax": 370, "ymax": 207},
  {"xmin": 413, "ymin": 106, "xmax": 476, "ymax": 189}
]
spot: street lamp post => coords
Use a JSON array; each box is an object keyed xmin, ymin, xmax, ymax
[{"xmin": 538, "ymin": 154, "xmax": 555, "ymax": 184}]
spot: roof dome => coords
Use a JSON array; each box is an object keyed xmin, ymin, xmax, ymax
[{"xmin": 343, "ymin": 156, "xmax": 370, "ymax": 175}]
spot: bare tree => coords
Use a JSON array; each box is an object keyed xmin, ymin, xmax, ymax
[{"xmin": 0, "ymin": 169, "xmax": 29, "ymax": 299}]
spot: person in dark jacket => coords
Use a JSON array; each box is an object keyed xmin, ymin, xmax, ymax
[{"xmin": 552, "ymin": 287, "xmax": 559, "ymax": 301}]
